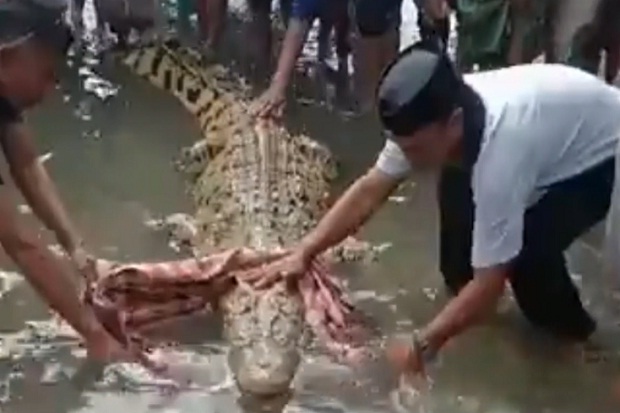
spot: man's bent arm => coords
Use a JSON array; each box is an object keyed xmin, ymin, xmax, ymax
[
  {"xmin": 2, "ymin": 123, "xmax": 82, "ymax": 254},
  {"xmin": 0, "ymin": 187, "xmax": 104, "ymax": 340},
  {"xmin": 298, "ymin": 167, "xmax": 401, "ymax": 259},
  {"xmin": 420, "ymin": 265, "xmax": 508, "ymax": 352}
]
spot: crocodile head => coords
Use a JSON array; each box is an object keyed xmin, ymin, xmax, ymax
[{"xmin": 221, "ymin": 283, "xmax": 305, "ymax": 397}]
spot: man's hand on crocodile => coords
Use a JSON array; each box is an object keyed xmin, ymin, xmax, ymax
[
  {"xmin": 240, "ymin": 248, "xmax": 310, "ymax": 289},
  {"xmin": 84, "ymin": 325, "xmax": 166, "ymax": 373},
  {"xmin": 386, "ymin": 332, "xmax": 430, "ymax": 379},
  {"xmin": 251, "ymin": 84, "xmax": 286, "ymax": 120},
  {"xmin": 69, "ymin": 244, "xmax": 100, "ymax": 285}
]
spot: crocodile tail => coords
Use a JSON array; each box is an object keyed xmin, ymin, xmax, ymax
[{"xmin": 121, "ymin": 40, "xmax": 248, "ymax": 155}]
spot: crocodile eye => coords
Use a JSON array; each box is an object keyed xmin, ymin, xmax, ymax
[{"xmin": 259, "ymin": 291, "xmax": 304, "ymax": 346}]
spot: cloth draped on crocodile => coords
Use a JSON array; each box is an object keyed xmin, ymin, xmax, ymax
[{"xmin": 85, "ymin": 248, "xmax": 372, "ymax": 375}]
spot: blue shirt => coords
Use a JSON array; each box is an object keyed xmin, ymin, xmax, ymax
[{"xmin": 290, "ymin": 0, "xmax": 329, "ymax": 20}]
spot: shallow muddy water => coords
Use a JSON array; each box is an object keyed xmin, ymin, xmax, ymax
[{"xmin": 1, "ymin": 1, "xmax": 620, "ymax": 413}]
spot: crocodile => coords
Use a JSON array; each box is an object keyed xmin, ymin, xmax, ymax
[{"xmin": 104, "ymin": 41, "xmax": 376, "ymax": 396}]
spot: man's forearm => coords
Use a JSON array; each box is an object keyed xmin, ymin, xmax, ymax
[
  {"xmin": 3, "ymin": 235, "xmax": 102, "ymax": 339},
  {"xmin": 299, "ymin": 169, "xmax": 398, "ymax": 259},
  {"xmin": 420, "ymin": 267, "xmax": 508, "ymax": 352},
  {"xmin": 12, "ymin": 162, "xmax": 81, "ymax": 253},
  {"xmin": 270, "ymin": 19, "xmax": 311, "ymax": 90}
]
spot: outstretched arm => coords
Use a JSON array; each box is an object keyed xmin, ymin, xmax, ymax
[
  {"xmin": 244, "ymin": 138, "xmax": 409, "ymax": 288},
  {"xmin": 271, "ymin": 18, "xmax": 312, "ymax": 95},
  {"xmin": 298, "ymin": 167, "xmax": 400, "ymax": 260},
  {"xmin": 299, "ymin": 139, "xmax": 411, "ymax": 260},
  {"xmin": 243, "ymin": 166, "xmax": 401, "ymax": 288},
  {"xmin": 419, "ymin": 266, "xmax": 507, "ymax": 352},
  {"xmin": 1, "ymin": 122, "xmax": 83, "ymax": 256},
  {"xmin": 0, "ymin": 184, "xmax": 102, "ymax": 340},
  {"xmin": 253, "ymin": 18, "xmax": 312, "ymax": 119}
]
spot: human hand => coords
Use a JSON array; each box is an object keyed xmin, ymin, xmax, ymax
[
  {"xmin": 251, "ymin": 84, "xmax": 286, "ymax": 120},
  {"xmin": 239, "ymin": 248, "xmax": 311, "ymax": 289},
  {"xmin": 84, "ymin": 328, "xmax": 166, "ymax": 373},
  {"xmin": 386, "ymin": 332, "xmax": 430, "ymax": 379},
  {"xmin": 68, "ymin": 244, "xmax": 99, "ymax": 285}
]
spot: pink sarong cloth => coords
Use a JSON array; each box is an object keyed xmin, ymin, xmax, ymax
[{"xmin": 86, "ymin": 248, "xmax": 373, "ymax": 375}]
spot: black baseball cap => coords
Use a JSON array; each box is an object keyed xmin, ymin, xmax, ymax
[
  {"xmin": 0, "ymin": 0, "xmax": 73, "ymax": 54},
  {"xmin": 377, "ymin": 40, "xmax": 463, "ymax": 137}
]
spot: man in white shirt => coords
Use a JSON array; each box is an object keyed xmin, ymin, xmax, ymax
[{"xmin": 242, "ymin": 40, "xmax": 619, "ymax": 375}]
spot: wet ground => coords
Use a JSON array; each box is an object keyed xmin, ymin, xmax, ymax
[{"xmin": 1, "ymin": 1, "xmax": 620, "ymax": 412}]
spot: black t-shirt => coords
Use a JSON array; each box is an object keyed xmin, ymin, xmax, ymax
[{"xmin": 0, "ymin": 95, "xmax": 23, "ymax": 184}]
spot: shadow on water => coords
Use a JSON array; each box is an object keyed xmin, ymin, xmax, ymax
[{"xmin": 1, "ymin": 1, "xmax": 620, "ymax": 412}]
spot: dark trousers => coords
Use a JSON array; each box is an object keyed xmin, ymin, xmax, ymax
[{"xmin": 438, "ymin": 159, "xmax": 615, "ymax": 340}]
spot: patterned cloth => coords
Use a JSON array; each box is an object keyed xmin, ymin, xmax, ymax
[{"xmin": 86, "ymin": 248, "xmax": 373, "ymax": 381}]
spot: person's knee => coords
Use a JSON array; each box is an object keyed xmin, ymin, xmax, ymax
[
  {"xmin": 511, "ymin": 249, "xmax": 596, "ymax": 340},
  {"xmin": 354, "ymin": 0, "xmax": 402, "ymax": 37}
]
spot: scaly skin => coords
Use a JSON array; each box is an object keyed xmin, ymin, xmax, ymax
[
  {"xmin": 121, "ymin": 41, "xmax": 365, "ymax": 396},
  {"xmin": 122, "ymin": 39, "xmax": 251, "ymax": 167}
]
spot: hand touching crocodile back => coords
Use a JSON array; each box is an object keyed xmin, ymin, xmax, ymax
[{"xmin": 121, "ymin": 40, "xmax": 250, "ymax": 160}]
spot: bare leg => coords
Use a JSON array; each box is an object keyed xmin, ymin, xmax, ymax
[
  {"xmin": 280, "ymin": 0, "xmax": 293, "ymax": 27},
  {"xmin": 351, "ymin": 0, "xmax": 401, "ymax": 114},
  {"xmin": 317, "ymin": 19, "xmax": 331, "ymax": 65},
  {"xmin": 205, "ymin": 0, "xmax": 228, "ymax": 54},
  {"xmin": 508, "ymin": 12, "xmax": 527, "ymax": 65},
  {"xmin": 246, "ymin": 0, "xmax": 273, "ymax": 76},
  {"xmin": 71, "ymin": 0, "xmax": 86, "ymax": 29},
  {"xmin": 91, "ymin": 0, "xmax": 109, "ymax": 47},
  {"xmin": 333, "ymin": 2, "xmax": 352, "ymax": 105},
  {"xmin": 197, "ymin": 0, "xmax": 208, "ymax": 40},
  {"xmin": 353, "ymin": 29, "xmax": 399, "ymax": 114},
  {"xmin": 542, "ymin": 0, "xmax": 559, "ymax": 62},
  {"xmin": 605, "ymin": 46, "xmax": 620, "ymax": 84}
]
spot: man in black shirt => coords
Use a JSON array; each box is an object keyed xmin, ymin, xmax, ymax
[{"xmin": 0, "ymin": 0, "xmax": 138, "ymax": 362}]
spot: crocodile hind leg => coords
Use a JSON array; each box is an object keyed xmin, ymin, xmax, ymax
[{"xmin": 174, "ymin": 139, "xmax": 220, "ymax": 178}]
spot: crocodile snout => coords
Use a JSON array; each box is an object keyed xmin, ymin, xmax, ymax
[{"xmin": 228, "ymin": 341, "xmax": 301, "ymax": 397}]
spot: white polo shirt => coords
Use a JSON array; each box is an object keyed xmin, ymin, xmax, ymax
[{"xmin": 375, "ymin": 64, "xmax": 620, "ymax": 269}]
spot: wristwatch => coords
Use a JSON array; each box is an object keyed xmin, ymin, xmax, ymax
[{"xmin": 411, "ymin": 329, "xmax": 438, "ymax": 364}]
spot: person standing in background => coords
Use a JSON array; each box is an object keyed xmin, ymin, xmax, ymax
[
  {"xmin": 252, "ymin": 0, "xmax": 350, "ymax": 119},
  {"xmin": 565, "ymin": 0, "xmax": 620, "ymax": 84},
  {"xmin": 352, "ymin": 0, "xmax": 450, "ymax": 114}
]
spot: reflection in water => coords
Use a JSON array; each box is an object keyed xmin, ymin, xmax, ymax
[{"xmin": 0, "ymin": 1, "xmax": 620, "ymax": 413}]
